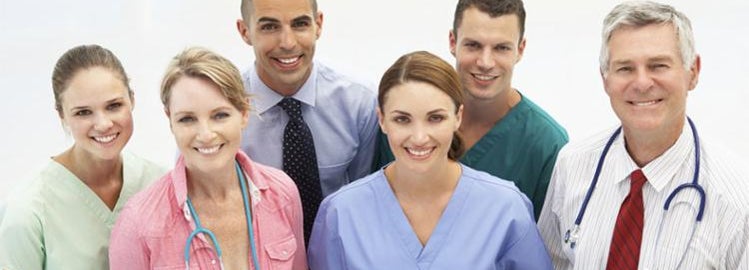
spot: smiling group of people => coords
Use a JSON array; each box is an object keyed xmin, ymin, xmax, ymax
[{"xmin": 2, "ymin": 0, "xmax": 749, "ymax": 269}]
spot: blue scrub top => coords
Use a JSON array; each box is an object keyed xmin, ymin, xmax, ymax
[{"xmin": 308, "ymin": 164, "xmax": 552, "ymax": 269}]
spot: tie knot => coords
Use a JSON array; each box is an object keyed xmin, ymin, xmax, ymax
[
  {"xmin": 279, "ymin": 98, "xmax": 303, "ymax": 119},
  {"xmin": 630, "ymin": 169, "xmax": 647, "ymax": 190}
]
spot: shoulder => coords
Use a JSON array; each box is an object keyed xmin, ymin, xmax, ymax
[
  {"xmin": 122, "ymin": 152, "xmax": 168, "ymax": 187},
  {"xmin": 698, "ymin": 141, "xmax": 749, "ymax": 209},
  {"xmin": 315, "ymin": 62, "xmax": 377, "ymax": 104},
  {"xmin": 118, "ymin": 172, "xmax": 175, "ymax": 223},
  {"xmin": 248, "ymin": 160, "xmax": 299, "ymax": 199},
  {"xmin": 319, "ymin": 170, "xmax": 383, "ymax": 210},
  {"xmin": 461, "ymin": 165, "xmax": 529, "ymax": 203},
  {"xmin": 515, "ymin": 94, "xmax": 569, "ymax": 142}
]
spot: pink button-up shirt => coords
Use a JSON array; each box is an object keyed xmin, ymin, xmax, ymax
[{"xmin": 109, "ymin": 151, "xmax": 307, "ymax": 270}]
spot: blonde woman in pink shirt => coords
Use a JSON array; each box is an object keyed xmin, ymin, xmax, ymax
[{"xmin": 109, "ymin": 47, "xmax": 307, "ymax": 270}]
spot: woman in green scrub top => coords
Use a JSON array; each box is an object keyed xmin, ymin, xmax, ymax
[{"xmin": 0, "ymin": 44, "xmax": 165, "ymax": 270}]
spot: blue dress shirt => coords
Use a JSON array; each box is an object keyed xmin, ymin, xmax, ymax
[
  {"xmin": 308, "ymin": 164, "xmax": 553, "ymax": 269},
  {"xmin": 241, "ymin": 62, "xmax": 378, "ymax": 196}
]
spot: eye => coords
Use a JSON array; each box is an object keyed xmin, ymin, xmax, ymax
[
  {"xmin": 495, "ymin": 45, "xmax": 512, "ymax": 51},
  {"xmin": 650, "ymin": 63, "xmax": 669, "ymax": 71},
  {"xmin": 213, "ymin": 112, "xmax": 230, "ymax": 120},
  {"xmin": 428, "ymin": 114, "xmax": 446, "ymax": 122},
  {"xmin": 392, "ymin": 115, "xmax": 410, "ymax": 124},
  {"xmin": 106, "ymin": 102, "xmax": 123, "ymax": 111},
  {"xmin": 464, "ymin": 42, "xmax": 480, "ymax": 50},
  {"xmin": 177, "ymin": 116, "xmax": 195, "ymax": 123},
  {"xmin": 260, "ymin": 23, "xmax": 279, "ymax": 32},
  {"xmin": 292, "ymin": 20, "xmax": 310, "ymax": 28},
  {"xmin": 74, "ymin": 109, "xmax": 92, "ymax": 116},
  {"xmin": 615, "ymin": 66, "xmax": 633, "ymax": 73}
]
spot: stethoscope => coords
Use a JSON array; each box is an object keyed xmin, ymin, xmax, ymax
[
  {"xmin": 183, "ymin": 162, "xmax": 261, "ymax": 270},
  {"xmin": 564, "ymin": 117, "xmax": 706, "ymax": 252}
]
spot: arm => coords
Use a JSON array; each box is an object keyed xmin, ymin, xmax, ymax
[
  {"xmin": 346, "ymin": 97, "xmax": 379, "ymax": 180},
  {"xmin": 0, "ymin": 202, "xmax": 44, "ymax": 270},
  {"xmin": 109, "ymin": 205, "xmax": 150, "ymax": 270},
  {"xmin": 532, "ymin": 138, "xmax": 567, "ymax": 220},
  {"xmin": 496, "ymin": 220, "xmax": 553, "ymax": 269},
  {"xmin": 308, "ymin": 200, "xmax": 346, "ymax": 270},
  {"xmin": 537, "ymin": 159, "xmax": 573, "ymax": 269},
  {"xmin": 286, "ymin": 178, "xmax": 308, "ymax": 270}
]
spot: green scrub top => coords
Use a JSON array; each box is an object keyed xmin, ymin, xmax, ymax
[
  {"xmin": 373, "ymin": 94, "xmax": 568, "ymax": 219},
  {"xmin": 0, "ymin": 152, "xmax": 165, "ymax": 270}
]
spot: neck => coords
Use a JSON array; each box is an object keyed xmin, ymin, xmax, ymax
[
  {"xmin": 54, "ymin": 146, "xmax": 122, "ymax": 186},
  {"xmin": 385, "ymin": 159, "xmax": 461, "ymax": 199},
  {"xmin": 461, "ymin": 88, "xmax": 520, "ymax": 128},
  {"xmin": 622, "ymin": 119, "xmax": 685, "ymax": 167},
  {"xmin": 186, "ymin": 161, "xmax": 240, "ymax": 201},
  {"xmin": 256, "ymin": 62, "xmax": 311, "ymax": 97}
]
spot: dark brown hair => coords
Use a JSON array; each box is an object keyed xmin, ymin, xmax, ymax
[
  {"xmin": 453, "ymin": 0, "xmax": 526, "ymax": 43},
  {"xmin": 378, "ymin": 51, "xmax": 465, "ymax": 160}
]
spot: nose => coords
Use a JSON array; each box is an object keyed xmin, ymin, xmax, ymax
[
  {"xmin": 476, "ymin": 49, "xmax": 495, "ymax": 70},
  {"xmin": 196, "ymin": 122, "xmax": 217, "ymax": 143},
  {"xmin": 279, "ymin": 27, "xmax": 298, "ymax": 51},
  {"xmin": 410, "ymin": 124, "xmax": 430, "ymax": 146},
  {"xmin": 633, "ymin": 69, "xmax": 655, "ymax": 92},
  {"xmin": 93, "ymin": 113, "xmax": 113, "ymax": 132}
]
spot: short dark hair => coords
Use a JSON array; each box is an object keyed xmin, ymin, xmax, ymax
[
  {"xmin": 241, "ymin": 0, "xmax": 318, "ymax": 21},
  {"xmin": 452, "ymin": 0, "xmax": 526, "ymax": 42}
]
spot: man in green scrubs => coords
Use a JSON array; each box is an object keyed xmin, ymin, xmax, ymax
[{"xmin": 374, "ymin": 0, "xmax": 568, "ymax": 219}]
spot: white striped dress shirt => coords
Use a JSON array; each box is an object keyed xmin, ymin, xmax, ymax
[{"xmin": 538, "ymin": 122, "xmax": 749, "ymax": 269}]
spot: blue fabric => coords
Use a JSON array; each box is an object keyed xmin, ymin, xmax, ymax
[
  {"xmin": 241, "ymin": 62, "xmax": 378, "ymax": 197},
  {"xmin": 308, "ymin": 164, "xmax": 553, "ymax": 270}
]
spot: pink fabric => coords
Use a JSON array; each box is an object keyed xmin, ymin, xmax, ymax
[{"xmin": 109, "ymin": 151, "xmax": 307, "ymax": 270}]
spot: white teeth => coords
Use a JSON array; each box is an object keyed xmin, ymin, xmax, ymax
[
  {"xmin": 406, "ymin": 148, "xmax": 433, "ymax": 156},
  {"xmin": 473, "ymin": 74, "xmax": 496, "ymax": 81},
  {"xmin": 633, "ymin": 100, "xmax": 658, "ymax": 106},
  {"xmin": 196, "ymin": 145, "xmax": 220, "ymax": 154},
  {"xmin": 278, "ymin": 57, "xmax": 299, "ymax": 64},
  {"xmin": 94, "ymin": 134, "xmax": 116, "ymax": 143}
]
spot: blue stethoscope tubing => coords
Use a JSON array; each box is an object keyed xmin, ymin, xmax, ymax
[
  {"xmin": 183, "ymin": 161, "xmax": 261, "ymax": 270},
  {"xmin": 564, "ymin": 117, "xmax": 706, "ymax": 249}
]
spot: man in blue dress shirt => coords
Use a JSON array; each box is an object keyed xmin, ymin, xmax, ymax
[{"xmin": 235, "ymin": 0, "xmax": 378, "ymax": 240}]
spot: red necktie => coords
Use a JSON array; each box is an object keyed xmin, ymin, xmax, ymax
[{"xmin": 606, "ymin": 169, "xmax": 647, "ymax": 270}]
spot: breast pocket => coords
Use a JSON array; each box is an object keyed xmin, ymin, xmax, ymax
[
  {"xmin": 265, "ymin": 234, "xmax": 298, "ymax": 269},
  {"xmin": 318, "ymin": 159, "xmax": 352, "ymax": 195}
]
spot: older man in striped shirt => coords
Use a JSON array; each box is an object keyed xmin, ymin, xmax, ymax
[{"xmin": 538, "ymin": 1, "xmax": 749, "ymax": 269}]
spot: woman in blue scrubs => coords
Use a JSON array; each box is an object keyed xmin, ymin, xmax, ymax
[{"xmin": 308, "ymin": 51, "xmax": 552, "ymax": 269}]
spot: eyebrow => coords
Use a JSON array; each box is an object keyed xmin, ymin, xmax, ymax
[
  {"xmin": 70, "ymin": 97, "xmax": 124, "ymax": 111},
  {"xmin": 389, "ymin": 108, "xmax": 449, "ymax": 115},
  {"xmin": 257, "ymin": 15, "xmax": 312, "ymax": 24}
]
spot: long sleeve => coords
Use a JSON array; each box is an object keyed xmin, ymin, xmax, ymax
[
  {"xmin": 109, "ymin": 205, "xmax": 149, "ymax": 270},
  {"xmin": 0, "ymin": 203, "xmax": 44, "ymax": 270},
  {"xmin": 308, "ymin": 201, "xmax": 345, "ymax": 270},
  {"xmin": 346, "ymin": 96, "xmax": 379, "ymax": 181},
  {"xmin": 537, "ymin": 157, "xmax": 572, "ymax": 269}
]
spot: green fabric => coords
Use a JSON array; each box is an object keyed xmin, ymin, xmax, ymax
[
  {"xmin": 0, "ymin": 152, "xmax": 165, "ymax": 270},
  {"xmin": 373, "ymin": 94, "xmax": 568, "ymax": 219}
]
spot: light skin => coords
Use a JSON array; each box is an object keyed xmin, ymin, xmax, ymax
[
  {"xmin": 236, "ymin": 0, "xmax": 323, "ymax": 96},
  {"xmin": 449, "ymin": 7, "xmax": 526, "ymax": 149},
  {"xmin": 602, "ymin": 23, "xmax": 700, "ymax": 167},
  {"xmin": 377, "ymin": 81, "xmax": 463, "ymax": 246},
  {"xmin": 166, "ymin": 76, "xmax": 251, "ymax": 269},
  {"xmin": 53, "ymin": 67, "xmax": 134, "ymax": 210}
]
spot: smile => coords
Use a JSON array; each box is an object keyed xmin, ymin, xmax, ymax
[
  {"xmin": 273, "ymin": 55, "xmax": 302, "ymax": 68},
  {"xmin": 406, "ymin": 147, "xmax": 434, "ymax": 157},
  {"xmin": 92, "ymin": 133, "xmax": 118, "ymax": 143},
  {"xmin": 629, "ymin": 99, "xmax": 662, "ymax": 106},
  {"xmin": 472, "ymin": 73, "xmax": 498, "ymax": 81},
  {"xmin": 195, "ymin": 144, "xmax": 223, "ymax": 154}
]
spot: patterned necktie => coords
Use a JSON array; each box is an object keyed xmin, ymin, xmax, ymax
[
  {"xmin": 279, "ymin": 97, "xmax": 322, "ymax": 244},
  {"xmin": 606, "ymin": 169, "xmax": 647, "ymax": 270}
]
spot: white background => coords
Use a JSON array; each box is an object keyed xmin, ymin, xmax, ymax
[{"xmin": 1, "ymin": 0, "xmax": 747, "ymax": 202}]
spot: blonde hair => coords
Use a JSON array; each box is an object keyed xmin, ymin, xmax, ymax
[{"xmin": 160, "ymin": 47, "xmax": 250, "ymax": 112}]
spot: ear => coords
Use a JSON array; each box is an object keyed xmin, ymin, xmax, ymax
[
  {"xmin": 516, "ymin": 37, "xmax": 527, "ymax": 63},
  {"xmin": 237, "ymin": 19, "xmax": 253, "ymax": 46},
  {"xmin": 129, "ymin": 91, "xmax": 136, "ymax": 111},
  {"xmin": 376, "ymin": 107, "xmax": 386, "ymax": 134},
  {"xmin": 449, "ymin": 30, "xmax": 457, "ymax": 57},
  {"xmin": 164, "ymin": 107, "xmax": 175, "ymax": 132},
  {"xmin": 240, "ymin": 100, "xmax": 251, "ymax": 129},
  {"xmin": 455, "ymin": 104, "xmax": 464, "ymax": 131},
  {"xmin": 314, "ymin": 11, "xmax": 324, "ymax": 39},
  {"xmin": 687, "ymin": 54, "xmax": 701, "ymax": 91}
]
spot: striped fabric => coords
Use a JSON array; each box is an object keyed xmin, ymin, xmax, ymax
[
  {"xmin": 538, "ymin": 122, "xmax": 749, "ymax": 270},
  {"xmin": 606, "ymin": 169, "xmax": 646, "ymax": 270}
]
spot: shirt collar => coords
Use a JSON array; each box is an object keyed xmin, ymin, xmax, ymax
[
  {"xmin": 248, "ymin": 62, "xmax": 318, "ymax": 114},
  {"xmin": 611, "ymin": 120, "xmax": 694, "ymax": 192},
  {"xmin": 173, "ymin": 151, "xmax": 268, "ymax": 214}
]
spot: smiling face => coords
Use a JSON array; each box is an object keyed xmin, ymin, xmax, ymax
[
  {"xmin": 378, "ymin": 81, "xmax": 463, "ymax": 173},
  {"xmin": 59, "ymin": 67, "xmax": 134, "ymax": 162},
  {"xmin": 603, "ymin": 23, "xmax": 700, "ymax": 136},
  {"xmin": 237, "ymin": 0, "xmax": 322, "ymax": 95},
  {"xmin": 449, "ymin": 7, "xmax": 525, "ymax": 102},
  {"xmin": 167, "ymin": 76, "xmax": 249, "ymax": 174}
]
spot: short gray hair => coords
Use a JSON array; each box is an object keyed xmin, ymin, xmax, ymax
[{"xmin": 599, "ymin": 1, "xmax": 696, "ymax": 75}]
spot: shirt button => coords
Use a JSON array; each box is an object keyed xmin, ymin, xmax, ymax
[
  {"xmin": 282, "ymin": 250, "xmax": 288, "ymax": 256},
  {"xmin": 211, "ymin": 259, "xmax": 216, "ymax": 265}
]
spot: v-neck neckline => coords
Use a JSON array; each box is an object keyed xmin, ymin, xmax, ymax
[{"xmin": 375, "ymin": 165, "xmax": 472, "ymax": 268}]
